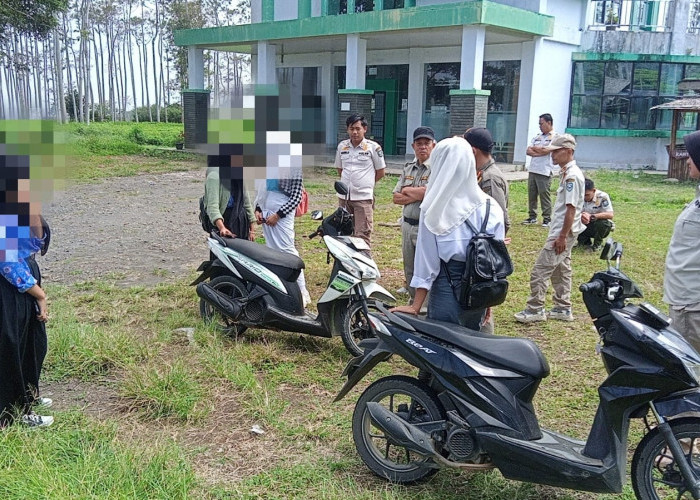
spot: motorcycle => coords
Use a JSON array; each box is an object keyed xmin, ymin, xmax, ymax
[
  {"xmin": 192, "ymin": 181, "xmax": 394, "ymax": 356},
  {"xmin": 335, "ymin": 240, "xmax": 700, "ymax": 499}
]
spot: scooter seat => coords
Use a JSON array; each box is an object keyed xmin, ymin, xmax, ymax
[
  {"xmin": 396, "ymin": 314, "xmax": 550, "ymax": 379},
  {"xmin": 220, "ymin": 236, "xmax": 305, "ymax": 281}
]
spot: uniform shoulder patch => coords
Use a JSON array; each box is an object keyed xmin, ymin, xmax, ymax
[{"xmin": 566, "ymin": 181, "xmax": 574, "ymax": 192}]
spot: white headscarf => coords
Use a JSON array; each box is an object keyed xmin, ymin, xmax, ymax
[{"xmin": 421, "ymin": 136, "xmax": 486, "ymax": 236}]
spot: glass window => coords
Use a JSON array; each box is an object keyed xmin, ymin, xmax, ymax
[
  {"xmin": 423, "ymin": 63, "xmax": 459, "ymax": 141},
  {"xmin": 483, "ymin": 61, "xmax": 520, "ymax": 163},
  {"xmin": 632, "ymin": 63, "xmax": 660, "ymax": 96},
  {"xmin": 569, "ymin": 96, "xmax": 601, "ymax": 128},
  {"xmin": 601, "ymin": 96, "xmax": 630, "ymax": 128},
  {"xmin": 604, "ymin": 62, "xmax": 632, "ymax": 95},
  {"xmin": 628, "ymin": 96, "xmax": 657, "ymax": 129},
  {"xmin": 686, "ymin": 64, "xmax": 700, "ymax": 79},
  {"xmin": 383, "ymin": 0, "xmax": 404, "ymax": 8},
  {"xmin": 334, "ymin": 0, "xmax": 374, "ymax": 14},
  {"xmin": 660, "ymin": 63, "xmax": 684, "ymax": 96},
  {"xmin": 573, "ymin": 62, "xmax": 604, "ymax": 94}
]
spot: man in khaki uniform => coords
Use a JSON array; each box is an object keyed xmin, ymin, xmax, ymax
[
  {"xmin": 464, "ymin": 127, "xmax": 511, "ymax": 234},
  {"xmin": 393, "ymin": 126, "xmax": 435, "ymax": 303},
  {"xmin": 335, "ymin": 114, "xmax": 386, "ymax": 249},
  {"xmin": 524, "ymin": 113, "xmax": 557, "ymax": 227},
  {"xmin": 515, "ymin": 134, "xmax": 585, "ymax": 323},
  {"xmin": 664, "ymin": 130, "xmax": 700, "ymax": 352}
]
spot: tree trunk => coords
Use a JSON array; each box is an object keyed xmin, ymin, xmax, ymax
[{"xmin": 54, "ymin": 28, "xmax": 67, "ymax": 123}]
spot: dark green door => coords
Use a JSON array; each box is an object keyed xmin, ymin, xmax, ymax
[{"xmin": 366, "ymin": 79, "xmax": 398, "ymax": 155}]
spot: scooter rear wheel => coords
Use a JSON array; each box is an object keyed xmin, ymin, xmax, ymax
[
  {"xmin": 352, "ymin": 375, "xmax": 445, "ymax": 484},
  {"xmin": 200, "ymin": 275, "xmax": 248, "ymax": 337},
  {"xmin": 631, "ymin": 417, "xmax": 700, "ymax": 499}
]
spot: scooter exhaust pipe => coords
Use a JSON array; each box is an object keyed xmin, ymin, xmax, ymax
[
  {"xmin": 365, "ymin": 402, "xmax": 495, "ymax": 471},
  {"xmin": 366, "ymin": 402, "xmax": 438, "ymax": 458},
  {"xmin": 196, "ymin": 282, "xmax": 243, "ymax": 320}
]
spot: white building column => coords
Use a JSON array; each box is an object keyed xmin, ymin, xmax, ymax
[
  {"xmin": 187, "ymin": 47, "xmax": 205, "ymax": 89},
  {"xmin": 459, "ymin": 25, "xmax": 485, "ymax": 90},
  {"xmin": 406, "ymin": 47, "xmax": 425, "ymax": 157},
  {"xmin": 257, "ymin": 41, "xmax": 278, "ymax": 85},
  {"xmin": 345, "ymin": 34, "xmax": 367, "ymax": 89},
  {"xmin": 320, "ymin": 52, "xmax": 335, "ymax": 148},
  {"xmin": 514, "ymin": 38, "xmax": 544, "ymax": 165}
]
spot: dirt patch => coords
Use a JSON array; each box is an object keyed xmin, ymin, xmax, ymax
[{"xmin": 41, "ymin": 168, "xmax": 209, "ymax": 287}]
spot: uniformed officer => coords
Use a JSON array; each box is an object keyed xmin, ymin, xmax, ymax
[
  {"xmin": 664, "ymin": 130, "xmax": 700, "ymax": 352},
  {"xmin": 464, "ymin": 127, "xmax": 511, "ymax": 234},
  {"xmin": 524, "ymin": 113, "xmax": 557, "ymax": 227},
  {"xmin": 393, "ymin": 126, "xmax": 435, "ymax": 303},
  {"xmin": 577, "ymin": 178, "xmax": 614, "ymax": 252},
  {"xmin": 335, "ymin": 114, "xmax": 386, "ymax": 249},
  {"xmin": 515, "ymin": 134, "xmax": 585, "ymax": 324}
]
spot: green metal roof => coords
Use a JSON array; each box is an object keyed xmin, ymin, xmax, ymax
[{"xmin": 174, "ymin": 1, "xmax": 554, "ymax": 51}]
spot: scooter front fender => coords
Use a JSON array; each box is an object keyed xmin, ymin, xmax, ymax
[
  {"xmin": 653, "ymin": 389, "xmax": 700, "ymax": 418},
  {"xmin": 334, "ymin": 339, "xmax": 393, "ymax": 402},
  {"xmin": 362, "ymin": 282, "xmax": 396, "ymax": 305}
]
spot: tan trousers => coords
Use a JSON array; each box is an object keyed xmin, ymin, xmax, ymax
[
  {"xmin": 669, "ymin": 306, "xmax": 700, "ymax": 354},
  {"xmin": 526, "ymin": 234, "xmax": 577, "ymax": 311},
  {"xmin": 339, "ymin": 198, "xmax": 374, "ymax": 249}
]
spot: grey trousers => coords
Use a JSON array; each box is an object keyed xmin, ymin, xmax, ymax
[
  {"xmin": 528, "ymin": 172, "xmax": 553, "ymax": 221},
  {"xmin": 669, "ymin": 306, "xmax": 700, "ymax": 354},
  {"xmin": 401, "ymin": 221, "xmax": 419, "ymax": 299}
]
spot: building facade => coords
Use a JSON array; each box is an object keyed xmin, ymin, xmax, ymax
[{"xmin": 175, "ymin": 0, "xmax": 700, "ymax": 169}]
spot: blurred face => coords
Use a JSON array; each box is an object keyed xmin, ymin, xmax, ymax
[
  {"xmin": 584, "ymin": 189, "xmax": 596, "ymax": 202},
  {"xmin": 689, "ymin": 157, "xmax": 700, "ymax": 180},
  {"xmin": 347, "ymin": 121, "xmax": 366, "ymax": 145},
  {"xmin": 539, "ymin": 117, "xmax": 553, "ymax": 134},
  {"xmin": 412, "ymin": 138, "xmax": 435, "ymax": 164}
]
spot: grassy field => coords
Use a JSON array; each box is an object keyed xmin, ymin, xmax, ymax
[{"xmin": 1, "ymin": 143, "xmax": 696, "ymax": 499}]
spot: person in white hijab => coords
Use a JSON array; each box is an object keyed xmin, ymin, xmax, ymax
[{"xmin": 391, "ymin": 136, "xmax": 505, "ymax": 329}]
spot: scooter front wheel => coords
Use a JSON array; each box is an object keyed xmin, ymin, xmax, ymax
[
  {"xmin": 631, "ymin": 417, "xmax": 700, "ymax": 500},
  {"xmin": 352, "ymin": 375, "xmax": 445, "ymax": 484},
  {"xmin": 200, "ymin": 275, "xmax": 248, "ymax": 337},
  {"xmin": 340, "ymin": 300, "xmax": 378, "ymax": 357}
]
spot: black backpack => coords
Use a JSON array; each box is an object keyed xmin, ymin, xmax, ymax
[{"xmin": 444, "ymin": 199, "xmax": 514, "ymax": 310}]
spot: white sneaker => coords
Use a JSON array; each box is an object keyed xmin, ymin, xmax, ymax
[
  {"xmin": 21, "ymin": 413, "xmax": 54, "ymax": 428},
  {"xmin": 548, "ymin": 308, "xmax": 574, "ymax": 322},
  {"xmin": 33, "ymin": 397, "xmax": 53, "ymax": 408},
  {"xmin": 514, "ymin": 308, "xmax": 547, "ymax": 323}
]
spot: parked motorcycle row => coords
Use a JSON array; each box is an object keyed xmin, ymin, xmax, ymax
[{"xmin": 194, "ymin": 184, "xmax": 700, "ymax": 500}]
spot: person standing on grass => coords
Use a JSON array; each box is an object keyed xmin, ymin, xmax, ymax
[
  {"xmin": 663, "ymin": 130, "xmax": 700, "ymax": 353},
  {"xmin": 524, "ymin": 113, "xmax": 557, "ymax": 228},
  {"xmin": 391, "ymin": 137, "xmax": 505, "ymax": 331},
  {"xmin": 0, "ymin": 155, "xmax": 53, "ymax": 428},
  {"xmin": 515, "ymin": 134, "xmax": 585, "ymax": 324},
  {"xmin": 393, "ymin": 126, "xmax": 435, "ymax": 307},
  {"xmin": 577, "ymin": 178, "xmax": 614, "ymax": 252},
  {"xmin": 335, "ymin": 114, "xmax": 386, "ymax": 250}
]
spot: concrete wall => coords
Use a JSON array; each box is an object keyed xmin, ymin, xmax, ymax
[{"xmin": 575, "ymin": 136, "xmax": 672, "ymax": 170}]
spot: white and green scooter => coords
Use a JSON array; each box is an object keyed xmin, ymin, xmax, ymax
[{"xmin": 193, "ymin": 182, "xmax": 394, "ymax": 356}]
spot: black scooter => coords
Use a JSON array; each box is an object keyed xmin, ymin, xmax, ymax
[{"xmin": 335, "ymin": 241, "xmax": 700, "ymax": 499}]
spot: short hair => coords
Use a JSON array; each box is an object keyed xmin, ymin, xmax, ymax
[
  {"xmin": 539, "ymin": 113, "xmax": 553, "ymax": 125},
  {"xmin": 346, "ymin": 114, "xmax": 367, "ymax": 128},
  {"xmin": 585, "ymin": 178, "xmax": 595, "ymax": 191}
]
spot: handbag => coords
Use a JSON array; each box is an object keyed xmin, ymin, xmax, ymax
[{"xmin": 295, "ymin": 188, "xmax": 309, "ymax": 217}]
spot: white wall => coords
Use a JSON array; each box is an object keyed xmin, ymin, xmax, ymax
[
  {"xmin": 275, "ymin": 0, "xmax": 297, "ymax": 20},
  {"xmin": 251, "ymin": 0, "xmax": 262, "ymax": 23},
  {"xmin": 575, "ymin": 137, "xmax": 671, "ymax": 170}
]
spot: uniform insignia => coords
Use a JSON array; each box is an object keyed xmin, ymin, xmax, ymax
[
  {"xmin": 377, "ymin": 147, "xmax": 384, "ymax": 158},
  {"xmin": 695, "ymin": 200, "xmax": 700, "ymax": 209},
  {"xmin": 566, "ymin": 181, "xmax": 574, "ymax": 192},
  {"xmin": 406, "ymin": 175, "xmax": 414, "ymax": 180},
  {"xmin": 602, "ymin": 199, "xmax": 609, "ymax": 207}
]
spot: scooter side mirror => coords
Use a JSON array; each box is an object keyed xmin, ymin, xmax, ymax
[
  {"xmin": 311, "ymin": 210, "xmax": 323, "ymax": 220},
  {"xmin": 599, "ymin": 238, "xmax": 615, "ymax": 261},
  {"xmin": 334, "ymin": 181, "xmax": 349, "ymax": 197}
]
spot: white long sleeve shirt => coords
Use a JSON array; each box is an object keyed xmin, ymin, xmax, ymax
[{"xmin": 411, "ymin": 197, "xmax": 505, "ymax": 291}]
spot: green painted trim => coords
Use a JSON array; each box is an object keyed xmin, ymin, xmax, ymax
[
  {"xmin": 450, "ymin": 89, "xmax": 491, "ymax": 96},
  {"xmin": 572, "ymin": 52, "xmax": 700, "ymax": 64},
  {"xmin": 566, "ymin": 128, "xmax": 671, "ymax": 138},
  {"xmin": 182, "ymin": 89, "xmax": 211, "ymax": 93},
  {"xmin": 298, "ymin": 0, "xmax": 311, "ymax": 19},
  {"xmin": 174, "ymin": 1, "xmax": 553, "ymax": 49},
  {"xmin": 262, "ymin": 0, "xmax": 274, "ymax": 22},
  {"xmin": 338, "ymin": 89, "xmax": 374, "ymax": 94},
  {"xmin": 255, "ymin": 84, "xmax": 279, "ymax": 95},
  {"xmin": 375, "ymin": 0, "xmax": 384, "ymax": 10},
  {"xmin": 405, "ymin": 0, "xmax": 415, "ymax": 6},
  {"xmin": 321, "ymin": 0, "xmax": 329, "ymax": 16}
]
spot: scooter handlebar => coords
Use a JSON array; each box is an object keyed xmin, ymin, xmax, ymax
[{"xmin": 580, "ymin": 279, "xmax": 605, "ymax": 294}]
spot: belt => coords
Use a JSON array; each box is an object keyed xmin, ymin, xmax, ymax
[{"xmin": 403, "ymin": 216, "xmax": 419, "ymax": 226}]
